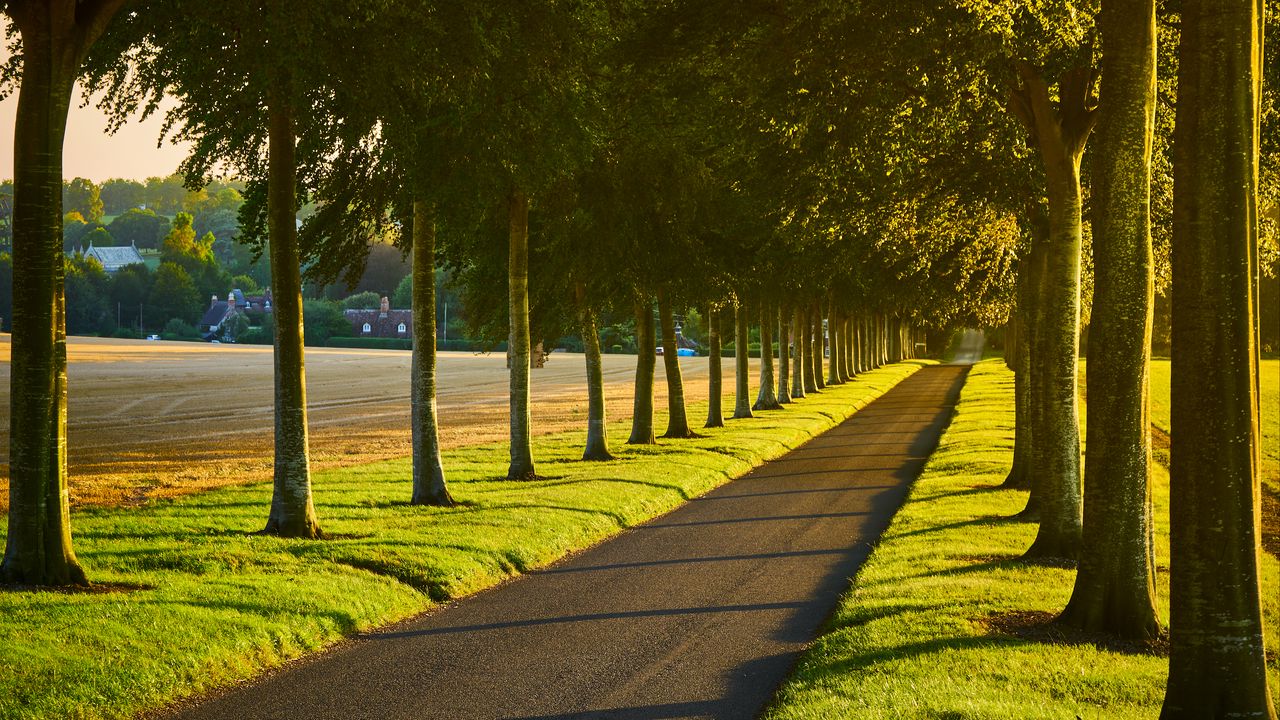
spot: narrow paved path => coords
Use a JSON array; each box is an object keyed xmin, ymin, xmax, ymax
[{"xmin": 172, "ymin": 366, "xmax": 969, "ymax": 720}]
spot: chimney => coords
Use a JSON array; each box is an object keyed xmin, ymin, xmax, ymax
[
  {"xmin": 379, "ymin": 296, "xmax": 390, "ymax": 317},
  {"xmin": 211, "ymin": 294, "xmax": 218, "ymax": 309}
]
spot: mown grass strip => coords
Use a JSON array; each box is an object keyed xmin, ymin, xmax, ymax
[
  {"xmin": 765, "ymin": 359, "xmax": 1279, "ymax": 720},
  {"xmin": 0, "ymin": 360, "xmax": 928, "ymax": 720}
]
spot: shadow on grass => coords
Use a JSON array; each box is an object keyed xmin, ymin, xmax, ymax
[{"xmin": 979, "ymin": 609, "xmax": 1170, "ymax": 658}]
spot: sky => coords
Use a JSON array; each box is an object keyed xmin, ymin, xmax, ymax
[
  {"xmin": 0, "ymin": 87, "xmax": 189, "ymax": 184},
  {"xmin": 0, "ymin": 40, "xmax": 189, "ymax": 183}
]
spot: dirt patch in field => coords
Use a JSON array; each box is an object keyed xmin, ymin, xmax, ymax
[
  {"xmin": 981, "ymin": 609, "xmax": 1169, "ymax": 657},
  {"xmin": 0, "ymin": 336, "xmax": 758, "ymax": 511}
]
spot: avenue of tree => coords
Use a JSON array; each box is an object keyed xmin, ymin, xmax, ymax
[{"xmin": 0, "ymin": 0, "xmax": 1275, "ymax": 715}]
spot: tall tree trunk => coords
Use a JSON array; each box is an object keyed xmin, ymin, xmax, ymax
[
  {"xmin": 1009, "ymin": 62, "xmax": 1096, "ymax": 560},
  {"xmin": 262, "ymin": 90, "xmax": 321, "ymax": 538},
  {"xmin": 791, "ymin": 305, "xmax": 806, "ymax": 399},
  {"xmin": 1016, "ymin": 240, "xmax": 1050, "ymax": 519},
  {"xmin": 826, "ymin": 302, "xmax": 842, "ymax": 386},
  {"xmin": 410, "ymin": 202, "xmax": 453, "ymax": 505},
  {"xmin": 1059, "ymin": 0, "xmax": 1159, "ymax": 639},
  {"xmin": 801, "ymin": 305, "xmax": 818, "ymax": 393},
  {"xmin": 506, "ymin": 190, "xmax": 536, "ymax": 480},
  {"xmin": 629, "ymin": 297, "xmax": 657, "ymax": 443},
  {"xmin": 659, "ymin": 290, "xmax": 695, "ymax": 437},
  {"xmin": 705, "ymin": 306, "xmax": 724, "ymax": 428},
  {"xmin": 1162, "ymin": 0, "xmax": 1275, "ymax": 715},
  {"xmin": 841, "ymin": 314, "xmax": 854, "ymax": 380},
  {"xmin": 2, "ymin": 17, "xmax": 83, "ymax": 585},
  {"xmin": 812, "ymin": 305, "xmax": 826, "ymax": 390},
  {"xmin": 753, "ymin": 301, "xmax": 780, "ymax": 410},
  {"xmin": 733, "ymin": 300, "xmax": 753, "ymax": 419},
  {"xmin": 1002, "ymin": 276, "xmax": 1033, "ymax": 490},
  {"xmin": 777, "ymin": 307, "xmax": 791, "ymax": 404},
  {"xmin": 577, "ymin": 284, "xmax": 613, "ymax": 461}
]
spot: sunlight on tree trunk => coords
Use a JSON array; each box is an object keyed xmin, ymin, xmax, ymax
[
  {"xmin": 1059, "ymin": 0, "xmax": 1159, "ymax": 639},
  {"xmin": 410, "ymin": 201, "xmax": 453, "ymax": 505},
  {"xmin": 507, "ymin": 189, "xmax": 536, "ymax": 480},
  {"xmin": 1161, "ymin": 0, "xmax": 1275, "ymax": 714},
  {"xmin": 263, "ymin": 91, "xmax": 321, "ymax": 538},
  {"xmin": 777, "ymin": 306, "xmax": 791, "ymax": 403}
]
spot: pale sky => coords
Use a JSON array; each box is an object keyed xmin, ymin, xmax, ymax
[{"xmin": 0, "ymin": 42, "xmax": 189, "ymax": 183}]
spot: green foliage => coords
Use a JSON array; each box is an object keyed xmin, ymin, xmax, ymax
[
  {"xmin": 392, "ymin": 274, "xmax": 412, "ymax": 311},
  {"xmin": 341, "ymin": 291, "xmax": 381, "ymax": 311},
  {"xmin": 108, "ymin": 208, "xmax": 170, "ymax": 250},
  {"xmin": 230, "ymin": 274, "xmax": 261, "ymax": 294},
  {"xmin": 148, "ymin": 262, "xmax": 202, "ymax": 327},
  {"xmin": 162, "ymin": 318, "xmax": 199, "ymax": 339},
  {"xmin": 302, "ymin": 299, "xmax": 353, "ymax": 346},
  {"xmin": 326, "ymin": 336, "xmax": 413, "ymax": 351},
  {"xmin": 64, "ymin": 256, "xmax": 110, "ymax": 334},
  {"xmin": 99, "ymin": 178, "xmax": 147, "ymax": 215},
  {"xmin": 0, "ymin": 361, "xmax": 923, "ymax": 720},
  {"xmin": 63, "ymin": 178, "xmax": 104, "ymax": 223},
  {"xmin": 82, "ymin": 227, "xmax": 114, "ymax": 248}
]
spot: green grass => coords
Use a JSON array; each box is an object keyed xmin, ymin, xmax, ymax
[
  {"xmin": 1147, "ymin": 359, "xmax": 1280, "ymax": 492},
  {"xmin": 764, "ymin": 360, "xmax": 1280, "ymax": 720},
  {"xmin": 0, "ymin": 361, "xmax": 928, "ymax": 720}
]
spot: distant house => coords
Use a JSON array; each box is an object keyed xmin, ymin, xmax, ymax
[
  {"xmin": 345, "ymin": 297, "xmax": 412, "ymax": 339},
  {"xmin": 84, "ymin": 242, "xmax": 145, "ymax": 273},
  {"xmin": 200, "ymin": 289, "xmax": 262, "ymax": 341}
]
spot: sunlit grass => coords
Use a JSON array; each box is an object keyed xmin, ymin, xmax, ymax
[
  {"xmin": 0, "ymin": 361, "xmax": 927, "ymax": 720},
  {"xmin": 764, "ymin": 360, "xmax": 1279, "ymax": 720}
]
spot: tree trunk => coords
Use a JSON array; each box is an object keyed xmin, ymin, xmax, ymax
[
  {"xmin": 753, "ymin": 301, "xmax": 780, "ymax": 410},
  {"xmin": 577, "ymin": 284, "xmax": 613, "ymax": 461},
  {"xmin": 733, "ymin": 300, "xmax": 753, "ymax": 419},
  {"xmin": 629, "ymin": 297, "xmax": 657, "ymax": 443},
  {"xmin": 410, "ymin": 202, "xmax": 453, "ymax": 505},
  {"xmin": 1161, "ymin": 0, "xmax": 1275, "ymax": 715},
  {"xmin": 826, "ymin": 302, "xmax": 842, "ymax": 386},
  {"xmin": 791, "ymin": 305, "xmax": 806, "ymax": 399},
  {"xmin": 801, "ymin": 305, "xmax": 817, "ymax": 393},
  {"xmin": 777, "ymin": 307, "xmax": 791, "ymax": 404},
  {"xmin": 1015, "ymin": 240, "xmax": 1049, "ymax": 519},
  {"xmin": 705, "ymin": 306, "xmax": 724, "ymax": 428},
  {"xmin": 1059, "ymin": 0, "xmax": 1159, "ymax": 639},
  {"xmin": 812, "ymin": 305, "xmax": 826, "ymax": 390},
  {"xmin": 659, "ymin": 290, "xmax": 695, "ymax": 437},
  {"xmin": 1002, "ymin": 283, "xmax": 1033, "ymax": 490},
  {"xmin": 262, "ymin": 90, "xmax": 321, "ymax": 538},
  {"xmin": 1009, "ymin": 62, "xmax": 1096, "ymax": 561},
  {"xmin": 841, "ymin": 314, "xmax": 854, "ymax": 380},
  {"xmin": 1, "ymin": 21, "xmax": 85, "ymax": 585},
  {"xmin": 506, "ymin": 190, "xmax": 536, "ymax": 480}
]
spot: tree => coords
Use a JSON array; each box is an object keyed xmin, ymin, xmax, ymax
[
  {"xmin": 0, "ymin": 0, "xmax": 129, "ymax": 587},
  {"xmin": 1161, "ymin": 0, "xmax": 1276, "ymax": 715},
  {"xmin": 1058, "ymin": 0, "xmax": 1160, "ymax": 641},
  {"xmin": 704, "ymin": 306, "xmax": 724, "ymax": 428},
  {"xmin": 753, "ymin": 301, "xmax": 780, "ymax": 410},
  {"xmin": 629, "ymin": 297, "xmax": 657, "ymax": 444},
  {"xmin": 0, "ymin": 252, "xmax": 10, "ymax": 331},
  {"xmin": 658, "ymin": 290, "xmax": 696, "ymax": 438},
  {"xmin": 577, "ymin": 283, "xmax": 614, "ymax": 460},
  {"xmin": 732, "ymin": 301, "xmax": 753, "ymax": 419},
  {"xmin": 63, "ymin": 177, "xmax": 103, "ymax": 223},
  {"xmin": 143, "ymin": 174, "xmax": 186, "ymax": 215},
  {"xmin": 108, "ymin": 208, "xmax": 169, "ymax": 249},
  {"xmin": 342, "ymin": 291, "xmax": 381, "ymax": 310},
  {"xmin": 409, "ymin": 210, "xmax": 453, "ymax": 503},
  {"xmin": 99, "ymin": 178, "xmax": 145, "ymax": 215},
  {"xmin": 147, "ymin": 261, "xmax": 201, "ymax": 326}
]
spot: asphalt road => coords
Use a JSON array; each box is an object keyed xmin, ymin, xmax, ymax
[{"xmin": 170, "ymin": 365, "xmax": 969, "ymax": 720}]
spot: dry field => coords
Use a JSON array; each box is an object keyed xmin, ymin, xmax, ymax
[{"xmin": 0, "ymin": 336, "xmax": 760, "ymax": 510}]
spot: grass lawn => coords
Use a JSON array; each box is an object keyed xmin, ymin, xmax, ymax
[
  {"xmin": 0, "ymin": 360, "xmax": 927, "ymax": 720},
  {"xmin": 764, "ymin": 359, "xmax": 1280, "ymax": 720},
  {"xmin": 1147, "ymin": 359, "xmax": 1280, "ymax": 492}
]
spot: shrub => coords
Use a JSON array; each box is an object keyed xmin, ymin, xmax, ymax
[
  {"xmin": 342, "ymin": 291, "xmax": 381, "ymax": 311},
  {"xmin": 326, "ymin": 336, "xmax": 413, "ymax": 351},
  {"xmin": 163, "ymin": 318, "xmax": 199, "ymax": 339}
]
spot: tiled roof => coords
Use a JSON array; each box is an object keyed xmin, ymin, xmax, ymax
[
  {"xmin": 85, "ymin": 245, "xmax": 145, "ymax": 272},
  {"xmin": 345, "ymin": 309, "xmax": 413, "ymax": 339}
]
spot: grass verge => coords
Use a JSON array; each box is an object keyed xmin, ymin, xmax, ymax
[
  {"xmin": 764, "ymin": 359, "xmax": 1279, "ymax": 720},
  {"xmin": 0, "ymin": 360, "xmax": 928, "ymax": 720}
]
